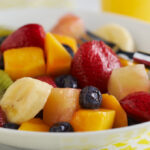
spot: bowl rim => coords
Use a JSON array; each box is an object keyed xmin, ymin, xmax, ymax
[{"xmin": 0, "ymin": 121, "xmax": 149, "ymax": 137}]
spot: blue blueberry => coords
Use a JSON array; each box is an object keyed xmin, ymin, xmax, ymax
[
  {"xmin": 3, "ymin": 123, "xmax": 19, "ymax": 129},
  {"xmin": 63, "ymin": 44, "xmax": 74, "ymax": 57},
  {"xmin": 55, "ymin": 75, "xmax": 78, "ymax": 88},
  {"xmin": 128, "ymin": 117, "xmax": 141, "ymax": 126},
  {"xmin": 79, "ymin": 86, "xmax": 102, "ymax": 109},
  {"xmin": 49, "ymin": 122, "xmax": 74, "ymax": 132}
]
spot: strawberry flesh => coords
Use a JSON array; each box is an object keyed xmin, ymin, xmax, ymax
[
  {"xmin": 71, "ymin": 41, "xmax": 121, "ymax": 93},
  {"xmin": 0, "ymin": 24, "xmax": 45, "ymax": 53},
  {"xmin": 36, "ymin": 76, "xmax": 57, "ymax": 88},
  {"xmin": 120, "ymin": 91, "xmax": 150, "ymax": 122}
]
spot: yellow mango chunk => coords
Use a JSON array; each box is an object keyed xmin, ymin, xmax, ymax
[
  {"xmin": 19, "ymin": 118, "xmax": 50, "ymax": 132},
  {"xmin": 102, "ymin": 94, "xmax": 128, "ymax": 128},
  {"xmin": 45, "ymin": 33, "xmax": 72, "ymax": 76},
  {"xmin": 71, "ymin": 109, "xmax": 115, "ymax": 132},
  {"xmin": 4, "ymin": 47, "xmax": 46, "ymax": 80},
  {"xmin": 53, "ymin": 33, "xmax": 78, "ymax": 53}
]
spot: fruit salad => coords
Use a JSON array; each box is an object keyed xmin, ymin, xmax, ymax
[{"xmin": 0, "ymin": 13, "xmax": 150, "ymax": 133}]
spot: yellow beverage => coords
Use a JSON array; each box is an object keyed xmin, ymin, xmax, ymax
[{"xmin": 101, "ymin": 0, "xmax": 150, "ymax": 22}]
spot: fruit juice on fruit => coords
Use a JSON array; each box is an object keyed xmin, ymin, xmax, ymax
[{"xmin": 101, "ymin": 0, "xmax": 150, "ymax": 22}]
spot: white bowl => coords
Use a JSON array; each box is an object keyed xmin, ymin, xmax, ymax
[{"xmin": 0, "ymin": 8, "xmax": 150, "ymax": 150}]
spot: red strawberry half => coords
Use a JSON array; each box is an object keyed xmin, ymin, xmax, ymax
[
  {"xmin": 0, "ymin": 24, "xmax": 45, "ymax": 53},
  {"xmin": 0, "ymin": 106, "xmax": 7, "ymax": 127},
  {"xmin": 120, "ymin": 91, "xmax": 150, "ymax": 122},
  {"xmin": 36, "ymin": 76, "xmax": 57, "ymax": 88},
  {"xmin": 71, "ymin": 40, "xmax": 121, "ymax": 93}
]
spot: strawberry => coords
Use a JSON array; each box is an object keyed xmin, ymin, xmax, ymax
[
  {"xmin": 0, "ymin": 24, "xmax": 45, "ymax": 53},
  {"xmin": 120, "ymin": 91, "xmax": 150, "ymax": 122},
  {"xmin": 0, "ymin": 106, "xmax": 7, "ymax": 127},
  {"xmin": 36, "ymin": 76, "xmax": 57, "ymax": 88},
  {"xmin": 71, "ymin": 41, "xmax": 121, "ymax": 93},
  {"xmin": 51, "ymin": 14, "xmax": 85, "ymax": 39}
]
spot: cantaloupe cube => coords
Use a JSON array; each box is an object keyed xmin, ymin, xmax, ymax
[
  {"xmin": 45, "ymin": 33, "xmax": 72, "ymax": 76},
  {"xmin": 71, "ymin": 109, "xmax": 115, "ymax": 132},
  {"xmin": 43, "ymin": 88, "xmax": 80, "ymax": 127},
  {"xmin": 102, "ymin": 94, "xmax": 128, "ymax": 128},
  {"xmin": 53, "ymin": 33, "xmax": 78, "ymax": 53},
  {"xmin": 19, "ymin": 118, "xmax": 49, "ymax": 132},
  {"xmin": 4, "ymin": 47, "xmax": 46, "ymax": 80}
]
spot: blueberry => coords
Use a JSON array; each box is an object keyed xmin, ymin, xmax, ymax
[
  {"xmin": 35, "ymin": 110, "xmax": 43, "ymax": 119},
  {"xmin": 63, "ymin": 44, "xmax": 74, "ymax": 57},
  {"xmin": 55, "ymin": 75, "xmax": 78, "ymax": 88},
  {"xmin": 128, "ymin": 117, "xmax": 141, "ymax": 126},
  {"xmin": 0, "ymin": 36, "xmax": 8, "ymax": 45},
  {"xmin": 49, "ymin": 122, "xmax": 74, "ymax": 132},
  {"xmin": 3, "ymin": 123, "xmax": 19, "ymax": 129},
  {"xmin": 79, "ymin": 86, "xmax": 102, "ymax": 109},
  {"xmin": 0, "ymin": 54, "xmax": 4, "ymax": 70}
]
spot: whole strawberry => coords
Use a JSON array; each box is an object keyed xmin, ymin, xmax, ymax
[
  {"xmin": 71, "ymin": 41, "xmax": 121, "ymax": 93},
  {"xmin": 120, "ymin": 91, "xmax": 150, "ymax": 122},
  {"xmin": 0, "ymin": 24, "xmax": 45, "ymax": 53},
  {"xmin": 0, "ymin": 106, "xmax": 7, "ymax": 127},
  {"xmin": 36, "ymin": 76, "xmax": 57, "ymax": 88}
]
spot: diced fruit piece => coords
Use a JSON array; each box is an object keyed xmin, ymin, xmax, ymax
[
  {"xmin": 71, "ymin": 41, "xmax": 121, "ymax": 93},
  {"xmin": 102, "ymin": 94, "xmax": 128, "ymax": 128},
  {"xmin": 0, "ymin": 70, "xmax": 13, "ymax": 98},
  {"xmin": 71, "ymin": 109, "xmax": 115, "ymax": 132},
  {"xmin": 1, "ymin": 24, "xmax": 45, "ymax": 53},
  {"xmin": 0, "ymin": 106, "xmax": 7, "ymax": 127},
  {"xmin": 50, "ymin": 122, "xmax": 74, "ymax": 132},
  {"xmin": 3, "ymin": 123, "xmax": 19, "ymax": 129},
  {"xmin": 119, "ymin": 57, "xmax": 134, "ymax": 67},
  {"xmin": 36, "ymin": 76, "xmax": 57, "ymax": 88},
  {"xmin": 79, "ymin": 86, "xmax": 102, "ymax": 109},
  {"xmin": 108, "ymin": 64, "xmax": 150, "ymax": 101},
  {"xmin": 95, "ymin": 23, "xmax": 135, "ymax": 52},
  {"xmin": 4, "ymin": 47, "xmax": 46, "ymax": 80},
  {"xmin": 19, "ymin": 118, "xmax": 49, "ymax": 132},
  {"xmin": 43, "ymin": 88, "xmax": 80, "ymax": 126},
  {"xmin": 45, "ymin": 33, "xmax": 72, "ymax": 76},
  {"xmin": 51, "ymin": 14, "xmax": 85, "ymax": 39},
  {"xmin": 120, "ymin": 92, "xmax": 150, "ymax": 122},
  {"xmin": 55, "ymin": 75, "xmax": 78, "ymax": 88},
  {"xmin": 53, "ymin": 34, "xmax": 78, "ymax": 53},
  {"xmin": 0, "ymin": 77, "xmax": 52, "ymax": 124},
  {"xmin": 63, "ymin": 45, "xmax": 74, "ymax": 57}
]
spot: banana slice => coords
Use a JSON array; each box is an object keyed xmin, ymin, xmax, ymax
[
  {"xmin": 95, "ymin": 23, "xmax": 135, "ymax": 52},
  {"xmin": 0, "ymin": 77, "xmax": 52, "ymax": 124}
]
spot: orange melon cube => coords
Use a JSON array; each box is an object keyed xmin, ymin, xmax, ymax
[
  {"xmin": 53, "ymin": 33, "xmax": 78, "ymax": 53},
  {"xmin": 4, "ymin": 47, "xmax": 46, "ymax": 80},
  {"xmin": 43, "ymin": 88, "xmax": 80, "ymax": 127},
  {"xmin": 102, "ymin": 94, "xmax": 128, "ymax": 128},
  {"xmin": 45, "ymin": 33, "xmax": 72, "ymax": 76},
  {"xmin": 19, "ymin": 118, "xmax": 50, "ymax": 132},
  {"xmin": 71, "ymin": 109, "xmax": 115, "ymax": 132}
]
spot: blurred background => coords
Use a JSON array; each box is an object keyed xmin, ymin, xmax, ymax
[{"xmin": 0, "ymin": 0, "xmax": 150, "ymax": 22}]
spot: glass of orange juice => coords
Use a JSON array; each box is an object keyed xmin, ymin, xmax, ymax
[{"xmin": 101, "ymin": 0, "xmax": 150, "ymax": 22}]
